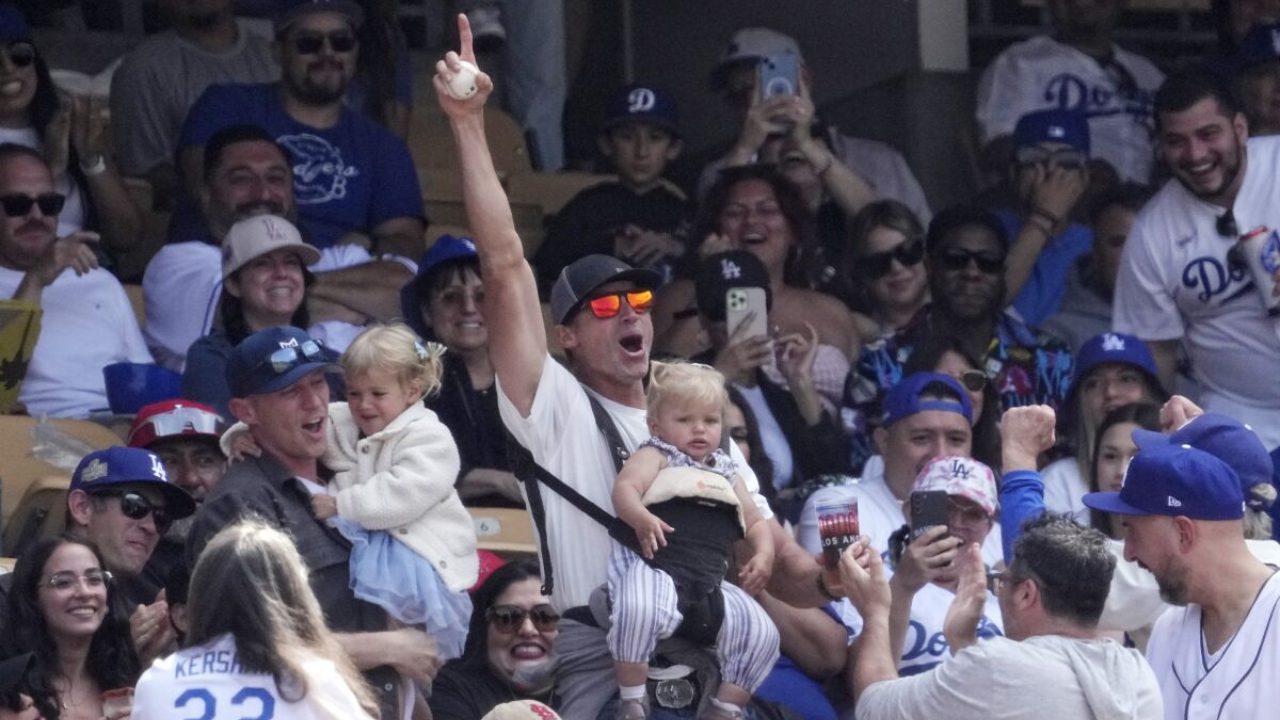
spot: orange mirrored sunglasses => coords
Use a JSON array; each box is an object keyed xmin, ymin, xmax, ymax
[{"xmin": 586, "ymin": 289, "xmax": 655, "ymax": 319}]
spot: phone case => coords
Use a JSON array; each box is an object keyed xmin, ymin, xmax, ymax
[
  {"xmin": 725, "ymin": 287, "xmax": 769, "ymax": 340},
  {"xmin": 758, "ymin": 54, "xmax": 799, "ymax": 100},
  {"xmin": 909, "ymin": 490, "xmax": 950, "ymax": 541}
]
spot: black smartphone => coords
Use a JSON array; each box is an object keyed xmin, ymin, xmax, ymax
[{"xmin": 909, "ymin": 490, "xmax": 950, "ymax": 542}]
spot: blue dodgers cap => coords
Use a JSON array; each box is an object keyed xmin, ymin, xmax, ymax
[
  {"xmin": 400, "ymin": 234, "xmax": 478, "ymax": 339},
  {"xmin": 1014, "ymin": 109, "xmax": 1091, "ymax": 155},
  {"xmin": 602, "ymin": 85, "xmax": 680, "ymax": 137},
  {"xmin": 549, "ymin": 254, "xmax": 661, "ymax": 325},
  {"xmin": 1083, "ymin": 443, "xmax": 1244, "ymax": 520},
  {"xmin": 1067, "ymin": 332, "xmax": 1162, "ymax": 401},
  {"xmin": 694, "ymin": 250, "xmax": 771, "ymax": 322},
  {"xmin": 1133, "ymin": 413, "xmax": 1275, "ymax": 499},
  {"xmin": 882, "ymin": 372, "xmax": 973, "ymax": 427},
  {"xmin": 71, "ymin": 447, "xmax": 197, "ymax": 519},
  {"xmin": 0, "ymin": 5, "xmax": 29, "ymax": 43},
  {"xmin": 1234, "ymin": 23, "xmax": 1280, "ymax": 74},
  {"xmin": 227, "ymin": 326, "xmax": 331, "ymax": 398}
]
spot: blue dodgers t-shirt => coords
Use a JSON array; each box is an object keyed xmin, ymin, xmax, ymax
[{"xmin": 180, "ymin": 83, "xmax": 423, "ymax": 250}]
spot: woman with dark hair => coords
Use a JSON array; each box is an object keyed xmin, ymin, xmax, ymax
[
  {"xmin": 0, "ymin": 5, "xmax": 142, "ymax": 261},
  {"xmin": 401, "ymin": 234, "xmax": 520, "ymax": 506},
  {"xmin": 0, "ymin": 536, "xmax": 139, "ymax": 720},
  {"xmin": 725, "ymin": 385, "xmax": 775, "ymax": 504},
  {"xmin": 1086, "ymin": 402, "xmax": 1161, "ymax": 539},
  {"xmin": 430, "ymin": 559, "xmax": 559, "ymax": 719},
  {"xmin": 182, "ymin": 214, "xmax": 339, "ymax": 419},
  {"xmin": 653, "ymin": 164, "xmax": 871, "ymax": 409},
  {"xmin": 839, "ymin": 199, "xmax": 929, "ymax": 334},
  {"xmin": 902, "ymin": 332, "xmax": 1001, "ymax": 473},
  {"xmin": 133, "ymin": 520, "xmax": 377, "ymax": 719}
]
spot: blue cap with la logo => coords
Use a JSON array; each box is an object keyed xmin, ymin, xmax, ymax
[{"xmin": 71, "ymin": 447, "xmax": 197, "ymax": 519}]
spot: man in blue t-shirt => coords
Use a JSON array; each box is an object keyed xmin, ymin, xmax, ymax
[{"xmin": 177, "ymin": 0, "xmax": 424, "ymax": 258}]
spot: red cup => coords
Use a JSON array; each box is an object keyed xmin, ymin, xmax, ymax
[{"xmin": 817, "ymin": 499, "xmax": 860, "ymax": 566}]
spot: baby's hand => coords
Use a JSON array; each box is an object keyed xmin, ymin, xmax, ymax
[
  {"xmin": 737, "ymin": 552, "xmax": 773, "ymax": 596},
  {"xmin": 226, "ymin": 432, "xmax": 262, "ymax": 462},
  {"xmin": 633, "ymin": 511, "xmax": 674, "ymax": 560},
  {"xmin": 311, "ymin": 494, "xmax": 338, "ymax": 520}
]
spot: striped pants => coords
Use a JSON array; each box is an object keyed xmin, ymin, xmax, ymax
[{"xmin": 606, "ymin": 544, "xmax": 780, "ymax": 692}]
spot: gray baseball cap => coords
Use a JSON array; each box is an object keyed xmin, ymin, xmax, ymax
[{"xmin": 549, "ymin": 254, "xmax": 661, "ymax": 325}]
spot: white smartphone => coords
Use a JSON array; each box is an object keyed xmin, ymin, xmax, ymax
[{"xmin": 725, "ymin": 287, "xmax": 769, "ymax": 340}]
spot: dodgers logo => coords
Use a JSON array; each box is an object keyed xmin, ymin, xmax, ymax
[
  {"xmin": 1182, "ymin": 256, "xmax": 1244, "ymax": 303},
  {"xmin": 720, "ymin": 258, "xmax": 742, "ymax": 280},
  {"xmin": 627, "ymin": 87, "xmax": 656, "ymax": 113},
  {"xmin": 1261, "ymin": 231, "xmax": 1280, "ymax": 274},
  {"xmin": 278, "ymin": 133, "xmax": 359, "ymax": 205},
  {"xmin": 1101, "ymin": 333, "xmax": 1125, "ymax": 352},
  {"xmin": 150, "ymin": 454, "xmax": 168, "ymax": 482},
  {"xmin": 1043, "ymin": 72, "xmax": 1154, "ymax": 128}
]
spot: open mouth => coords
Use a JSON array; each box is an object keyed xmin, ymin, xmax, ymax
[
  {"xmin": 0, "ymin": 79, "xmax": 23, "ymax": 97},
  {"xmin": 741, "ymin": 231, "xmax": 767, "ymax": 245},
  {"xmin": 619, "ymin": 334, "xmax": 645, "ymax": 354},
  {"xmin": 303, "ymin": 418, "xmax": 325, "ymax": 434}
]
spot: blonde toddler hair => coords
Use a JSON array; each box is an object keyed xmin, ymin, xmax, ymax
[
  {"xmin": 647, "ymin": 361, "xmax": 729, "ymax": 422},
  {"xmin": 341, "ymin": 322, "xmax": 444, "ymax": 400}
]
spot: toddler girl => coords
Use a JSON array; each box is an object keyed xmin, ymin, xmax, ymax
[
  {"xmin": 224, "ymin": 323, "xmax": 477, "ymax": 660},
  {"xmin": 608, "ymin": 361, "xmax": 779, "ymax": 720}
]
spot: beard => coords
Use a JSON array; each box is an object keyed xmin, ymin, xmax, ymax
[
  {"xmin": 1174, "ymin": 140, "xmax": 1245, "ymax": 203},
  {"xmin": 285, "ymin": 62, "xmax": 349, "ymax": 106}
]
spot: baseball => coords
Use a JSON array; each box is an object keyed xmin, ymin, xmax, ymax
[{"xmin": 447, "ymin": 60, "xmax": 480, "ymax": 100}]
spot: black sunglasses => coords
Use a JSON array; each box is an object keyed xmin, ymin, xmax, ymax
[
  {"xmin": 487, "ymin": 603, "xmax": 559, "ymax": 634},
  {"xmin": 955, "ymin": 369, "xmax": 987, "ymax": 392},
  {"xmin": 292, "ymin": 31, "xmax": 357, "ymax": 55},
  {"xmin": 0, "ymin": 192, "xmax": 66, "ymax": 218},
  {"xmin": 935, "ymin": 247, "xmax": 1004, "ymax": 275},
  {"xmin": 100, "ymin": 490, "xmax": 173, "ymax": 533},
  {"xmin": 860, "ymin": 238, "xmax": 925, "ymax": 279},
  {"xmin": 3, "ymin": 41, "xmax": 34, "ymax": 69}
]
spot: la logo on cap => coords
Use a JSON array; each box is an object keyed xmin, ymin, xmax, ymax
[
  {"xmin": 263, "ymin": 217, "xmax": 286, "ymax": 240},
  {"xmin": 947, "ymin": 458, "xmax": 973, "ymax": 480},
  {"xmin": 1102, "ymin": 333, "xmax": 1126, "ymax": 352},
  {"xmin": 81, "ymin": 459, "xmax": 108, "ymax": 484},
  {"xmin": 150, "ymin": 455, "xmax": 168, "ymax": 482},
  {"xmin": 721, "ymin": 258, "xmax": 742, "ymax": 279}
]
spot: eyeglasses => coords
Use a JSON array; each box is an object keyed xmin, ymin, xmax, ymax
[
  {"xmin": 0, "ymin": 192, "xmax": 66, "ymax": 218},
  {"xmin": 128, "ymin": 405, "xmax": 224, "ymax": 446},
  {"xmin": 487, "ymin": 603, "xmax": 560, "ymax": 634},
  {"xmin": 935, "ymin": 247, "xmax": 1004, "ymax": 275},
  {"xmin": 585, "ymin": 289, "xmax": 655, "ymax": 319},
  {"xmin": 41, "ymin": 569, "xmax": 112, "ymax": 592},
  {"xmin": 292, "ymin": 31, "xmax": 357, "ymax": 55},
  {"xmin": 257, "ymin": 339, "xmax": 325, "ymax": 376},
  {"xmin": 3, "ymin": 41, "xmax": 34, "ymax": 69},
  {"xmin": 860, "ymin": 238, "xmax": 925, "ymax": 279},
  {"xmin": 948, "ymin": 500, "xmax": 992, "ymax": 525},
  {"xmin": 99, "ymin": 491, "xmax": 173, "ymax": 533},
  {"xmin": 954, "ymin": 369, "xmax": 987, "ymax": 392},
  {"xmin": 1014, "ymin": 146, "xmax": 1087, "ymax": 171}
]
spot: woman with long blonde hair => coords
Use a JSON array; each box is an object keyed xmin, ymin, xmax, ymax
[{"xmin": 132, "ymin": 520, "xmax": 378, "ymax": 719}]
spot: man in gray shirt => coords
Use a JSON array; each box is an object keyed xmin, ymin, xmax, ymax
[
  {"xmin": 110, "ymin": 0, "xmax": 277, "ymax": 206},
  {"xmin": 840, "ymin": 514, "xmax": 1162, "ymax": 719}
]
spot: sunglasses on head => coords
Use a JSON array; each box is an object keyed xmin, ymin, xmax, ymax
[
  {"xmin": 256, "ymin": 339, "xmax": 325, "ymax": 376},
  {"xmin": 100, "ymin": 490, "xmax": 173, "ymax": 533},
  {"xmin": 584, "ymin": 289, "xmax": 655, "ymax": 319},
  {"xmin": 487, "ymin": 603, "xmax": 559, "ymax": 634},
  {"xmin": 1015, "ymin": 146, "xmax": 1087, "ymax": 171},
  {"xmin": 0, "ymin": 192, "xmax": 66, "ymax": 218},
  {"xmin": 860, "ymin": 238, "xmax": 925, "ymax": 279},
  {"xmin": 3, "ymin": 41, "xmax": 34, "ymax": 69},
  {"xmin": 292, "ymin": 30, "xmax": 357, "ymax": 55},
  {"xmin": 935, "ymin": 247, "xmax": 1004, "ymax": 275},
  {"xmin": 129, "ymin": 406, "xmax": 223, "ymax": 445}
]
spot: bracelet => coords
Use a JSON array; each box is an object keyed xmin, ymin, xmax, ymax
[
  {"xmin": 79, "ymin": 154, "xmax": 106, "ymax": 177},
  {"xmin": 816, "ymin": 572, "xmax": 839, "ymax": 602},
  {"xmin": 1030, "ymin": 206, "xmax": 1061, "ymax": 227}
]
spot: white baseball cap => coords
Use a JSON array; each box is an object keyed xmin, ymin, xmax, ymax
[{"xmin": 221, "ymin": 214, "xmax": 321, "ymax": 280}]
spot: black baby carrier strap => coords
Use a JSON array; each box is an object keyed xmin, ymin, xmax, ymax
[{"xmin": 505, "ymin": 391, "xmax": 729, "ymax": 644}]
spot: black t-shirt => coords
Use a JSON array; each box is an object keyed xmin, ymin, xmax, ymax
[{"xmin": 429, "ymin": 661, "xmax": 552, "ymax": 720}]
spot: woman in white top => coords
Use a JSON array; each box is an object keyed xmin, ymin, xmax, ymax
[
  {"xmin": 132, "ymin": 520, "xmax": 378, "ymax": 720},
  {"xmin": 0, "ymin": 8, "xmax": 143, "ymax": 261}
]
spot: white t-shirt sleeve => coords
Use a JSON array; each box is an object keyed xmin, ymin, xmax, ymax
[
  {"xmin": 497, "ymin": 355, "xmax": 581, "ymax": 458},
  {"xmin": 298, "ymin": 657, "xmax": 377, "ymax": 719},
  {"xmin": 1113, "ymin": 214, "xmax": 1185, "ymax": 341},
  {"xmin": 974, "ymin": 52, "xmax": 1025, "ymax": 142}
]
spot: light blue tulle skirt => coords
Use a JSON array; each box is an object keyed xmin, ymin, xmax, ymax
[{"xmin": 329, "ymin": 518, "xmax": 472, "ymax": 661}]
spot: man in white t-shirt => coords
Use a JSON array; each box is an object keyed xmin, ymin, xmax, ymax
[
  {"xmin": 1113, "ymin": 69, "xmax": 1280, "ymax": 450},
  {"xmin": 1083, "ymin": 443, "xmax": 1279, "ymax": 720},
  {"xmin": 975, "ymin": 0, "xmax": 1163, "ymax": 183},
  {"xmin": 0, "ymin": 144, "xmax": 152, "ymax": 417},
  {"xmin": 436, "ymin": 22, "xmax": 843, "ymax": 720},
  {"xmin": 142, "ymin": 124, "xmax": 412, "ymax": 370},
  {"xmin": 841, "ymin": 514, "xmax": 1162, "ymax": 719}
]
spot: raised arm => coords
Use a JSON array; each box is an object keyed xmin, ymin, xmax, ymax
[{"xmin": 434, "ymin": 15, "xmax": 546, "ymax": 415}]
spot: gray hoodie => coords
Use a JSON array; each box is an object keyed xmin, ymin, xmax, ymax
[{"xmin": 856, "ymin": 634, "xmax": 1163, "ymax": 719}]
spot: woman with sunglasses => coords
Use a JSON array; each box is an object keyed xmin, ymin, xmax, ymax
[
  {"xmin": 653, "ymin": 164, "xmax": 871, "ymax": 411},
  {"xmin": 182, "ymin": 214, "xmax": 341, "ymax": 419},
  {"xmin": 0, "ymin": 6, "xmax": 143, "ymax": 263},
  {"xmin": 1039, "ymin": 332, "xmax": 1167, "ymax": 525},
  {"xmin": 0, "ymin": 536, "xmax": 139, "ymax": 720},
  {"xmin": 430, "ymin": 559, "xmax": 561, "ymax": 720},
  {"xmin": 840, "ymin": 200, "xmax": 929, "ymax": 337},
  {"xmin": 133, "ymin": 520, "xmax": 378, "ymax": 720}
]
